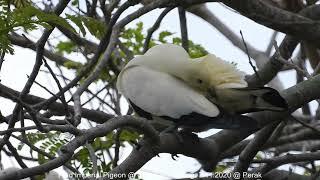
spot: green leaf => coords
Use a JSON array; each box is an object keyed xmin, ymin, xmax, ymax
[
  {"xmin": 188, "ymin": 41, "xmax": 208, "ymax": 58},
  {"xmin": 56, "ymin": 41, "xmax": 76, "ymax": 54},
  {"xmin": 0, "ymin": 5, "xmax": 78, "ymax": 53},
  {"xmin": 66, "ymin": 14, "xmax": 86, "ymax": 36},
  {"xmin": 214, "ymin": 164, "xmax": 228, "ymax": 172},
  {"xmin": 38, "ymin": 153, "xmax": 48, "ymax": 164},
  {"xmin": 11, "ymin": 0, "xmax": 30, "ymax": 8},
  {"xmin": 172, "ymin": 37, "xmax": 182, "ymax": 44},
  {"xmin": 71, "ymin": 0, "xmax": 79, "ymax": 6},
  {"xmin": 159, "ymin": 31, "xmax": 173, "ymax": 43},
  {"xmin": 120, "ymin": 130, "xmax": 140, "ymax": 142},
  {"xmin": 63, "ymin": 60, "xmax": 83, "ymax": 69},
  {"xmin": 254, "ymin": 152, "xmax": 263, "ymax": 160},
  {"xmin": 82, "ymin": 16, "xmax": 106, "ymax": 39}
]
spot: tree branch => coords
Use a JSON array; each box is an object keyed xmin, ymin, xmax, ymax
[{"xmin": 223, "ymin": 1, "xmax": 320, "ymax": 47}]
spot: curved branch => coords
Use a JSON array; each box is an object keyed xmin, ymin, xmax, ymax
[
  {"xmin": 232, "ymin": 122, "xmax": 279, "ymax": 174},
  {"xmin": 0, "ymin": 116, "xmax": 158, "ymax": 179},
  {"xmin": 223, "ymin": 1, "xmax": 320, "ymax": 47},
  {"xmin": 109, "ymin": 133, "xmax": 218, "ymax": 178},
  {"xmin": 256, "ymin": 151, "xmax": 320, "ymax": 175},
  {"xmin": 143, "ymin": 7, "xmax": 174, "ymax": 53}
]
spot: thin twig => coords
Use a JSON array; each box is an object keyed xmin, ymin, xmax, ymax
[
  {"xmin": 0, "ymin": 50, "xmax": 5, "ymax": 75},
  {"xmin": 290, "ymin": 115, "xmax": 320, "ymax": 136},
  {"xmin": 0, "ymin": 88, "xmax": 44, "ymax": 131},
  {"xmin": 42, "ymin": 58, "xmax": 71, "ymax": 118},
  {"xmin": 143, "ymin": 7, "xmax": 173, "ymax": 53},
  {"xmin": 273, "ymin": 40, "xmax": 312, "ymax": 79},
  {"xmin": 275, "ymin": 41, "xmax": 319, "ymax": 109},
  {"xmin": 113, "ymin": 129, "xmax": 122, "ymax": 168},
  {"xmin": 233, "ymin": 122, "xmax": 279, "ymax": 174},
  {"xmin": 240, "ymin": 30, "xmax": 260, "ymax": 80},
  {"xmin": 256, "ymin": 151, "xmax": 320, "ymax": 175},
  {"xmin": 54, "ymin": 64, "xmax": 73, "ymax": 97},
  {"xmin": 312, "ymin": 61, "xmax": 320, "ymax": 76},
  {"xmin": 19, "ymin": 109, "xmax": 27, "ymax": 143},
  {"xmin": 6, "ymin": 142, "xmax": 31, "ymax": 173},
  {"xmin": 178, "ymin": 7, "xmax": 189, "ymax": 52},
  {"xmin": 297, "ymin": 49, "xmax": 312, "ymax": 115},
  {"xmin": 118, "ymin": 40, "xmax": 134, "ymax": 59},
  {"xmin": 265, "ymin": 31, "xmax": 278, "ymax": 56},
  {"xmin": 86, "ymin": 143, "xmax": 98, "ymax": 176},
  {"xmin": 27, "ymin": 75, "xmax": 57, "ymax": 97},
  {"xmin": 2, "ymin": 148, "xmax": 38, "ymax": 161},
  {"xmin": 267, "ymin": 120, "xmax": 287, "ymax": 143},
  {"xmin": 0, "ymin": 125, "xmax": 39, "ymax": 135},
  {"xmin": 81, "ymin": 84, "xmax": 110, "ymax": 106}
]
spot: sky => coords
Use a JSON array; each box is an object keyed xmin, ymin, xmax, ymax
[{"xmin": 0, "ymin": 1, "xmax": 317, "ymax": 180}]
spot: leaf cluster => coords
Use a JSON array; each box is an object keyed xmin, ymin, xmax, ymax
[{"xmin": 0, "ymin": 3, "xmax": 75, "ymax": 54}]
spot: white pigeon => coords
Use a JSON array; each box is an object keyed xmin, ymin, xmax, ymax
[{"xmin": 117, "ymin": 44, "xmax": 287, "ymax": 132}]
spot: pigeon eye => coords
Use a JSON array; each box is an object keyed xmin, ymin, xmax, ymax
[{"xmin": 197, "ymin": 79, "xmax": 203, "ymax": 84}]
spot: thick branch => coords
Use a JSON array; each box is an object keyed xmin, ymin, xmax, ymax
[
  {"xmin": 224, "ymin": 1, "xmax": 320, "ymax": 47},
  {"xmin": 0, "ymin": 116, "xmax": 159, "ymax": 179}
]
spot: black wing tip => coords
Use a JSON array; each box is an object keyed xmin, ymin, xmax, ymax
[
  {"xmin": 233, "ymin": 86, "xmax": 289, "ymax": 111},
  {"xmin": 168, "ymin": 113, "xmax": 260, "ymax": 131},
  {"xmin": 261, "ymin": 88, "xmax": 289, "ymax": 111}
]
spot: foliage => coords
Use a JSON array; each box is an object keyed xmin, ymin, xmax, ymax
[
  {"xmin": 70, "ymin": 130, "xmax": 140, "ymax": 176},
  {"xmin": 94, "ymin": 22, "xmax": 208, "ymax": 82},
  {"xmin": 120, "ymin": 22, "xmax": 208, "ymax": 58},
  {"xmin": 66, "ymin": 14, "xmax": 106, "ymax": 38},
  {"xmin": 1, "ymin": 0, "xmax": 319, "ymax": 179},
  {"xmin": 3, "ymin": 2, "xmax": 208, "ymax": 178},
  {"xmin": 17, "ymin": 132, "xmax": 68, "ymax": 165},
  {"xmin": 56, "ymin": 41, "xmax": 76, "ymax": 54},
  {"xmin": 0, "ymin": 3, "xmax": 76, "ymax": 54},
  {"xmin": 214, "ymin": 164, "xmax": 228, "ymax": 172},
  {"xmin": 63, "ymin": 60, "xmax": 83, "ymax": 69},
  {"xmin": 17, "ymin": 129, "xmax": 140, "ymax": 177}
]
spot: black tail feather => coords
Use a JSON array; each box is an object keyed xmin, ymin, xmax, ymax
[
  {"xmin": 171, "ymin": 113, "xmax": 259, "ymax": 132},
  {"xmin": 260, "ymin": 87, "xmax": 288, "ymax": 110},
  {"xmin": 231, "ymin": 87, "xmax": 289, "ymax": 113}
]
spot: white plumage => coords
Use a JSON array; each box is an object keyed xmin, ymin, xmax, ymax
[
  {"xmin": 119, "ymin": 65, "xmax": 219, "ymax": 119},
  {"xmin": 117, "ymin": 44, "xmax": 246, "ymax": 119},
  {"xmin": 117, "ymin": 44, "xmax": 287, "ymax": 131}
]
